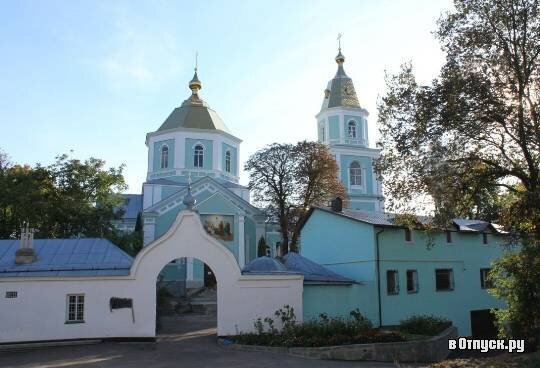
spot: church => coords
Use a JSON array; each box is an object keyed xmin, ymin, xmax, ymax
[
  {"xmin": 115, "ymin": 45, "xmax": 387, "ymax": 290},
  {"xmin": 0, "ymin": 47, "xmax": 509, "ymax": 343}
]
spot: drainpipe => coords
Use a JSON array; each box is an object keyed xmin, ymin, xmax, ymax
[{"xmin": 375, "ymin": 228, "xmax": 384, "ymax": 328}]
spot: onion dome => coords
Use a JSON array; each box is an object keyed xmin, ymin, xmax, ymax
[{"xmin": 321, "ymin": 46, "xmax": 360, "ymax": 109}]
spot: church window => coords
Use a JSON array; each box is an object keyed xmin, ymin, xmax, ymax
[
  {"xmin": 66, "ymin": 294, "xmax": 85, "ymax": 322},
  {"xmin": 348, "ymin": 121, "xmax": 357, "ymax": 138},
  {"xmin": 225, "ymin": 151, "xmax": 231, "ymax": 173},
  {"xmin": 194, "ymin": 145, "xmax": 204, "ymax": 168},
  {"xmin": 349, "ymin": 161, "xmax": 362, "ymax": 186},
  {"xmin": 160, "ymin": 145, "xmax": 169, "ymax": 169}
]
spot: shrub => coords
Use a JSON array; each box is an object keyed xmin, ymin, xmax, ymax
[
  {"xmin": 232, "ymin": 306, "xmax": 404, "ymax": 347},
  {"xmin": 398, "ymin": 314, "xmax": 451, "ymax": 336}
]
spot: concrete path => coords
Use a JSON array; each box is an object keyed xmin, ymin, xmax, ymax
[{"xmin": 0, "ymin": 314, "xmax": 412, "ymax": 368}]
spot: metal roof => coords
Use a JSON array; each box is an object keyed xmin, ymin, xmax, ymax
[
  {"xmin": 308, "ymin": 207, "xmax": 502, "ymax": 234},
  {"xmin": 0, "ymin": 238, "xmax": 133, "ymax": 277},
  {"xmin": 242, "ymin": 253, "xmax": 357, "ymax": 285},
  {"xmin": 321, "ymin": 51, "xmax": 361, "ymax": 109},
  {"xmin": 283, "ymin": 252, "xmax": 357, "ymax": 284}
]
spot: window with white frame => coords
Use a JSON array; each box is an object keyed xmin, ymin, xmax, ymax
[
  {"xmin": 349, "ymin": 161, "xmax": 362, "ymax": 186},
  {"xmin": 386, "ymin": 270, "xmax": 399, "ymax": 295},
  {"xmin": 225, "ymin": 150, "xmax": 231, "ymax": 173},
  {"xmin": 347, "ymin": 121, "xmax": 357, "ymax": 138},
  {"xmin": 406, "ymin": 270, "xmax": 419, "ymax": 293},
  {"xmin": 435, "ymin": 269, "xmax": 454, "ymax": 291},
  {"xmin": 194, "ymin": 144, "xmax": 204, "ymax": 168},
  {"xmin": 66, "ymin": 294, "xmax": 85, "ymax": 322},
  {"xmin": 160, "ymin": 145, "xmax": 169, "ymax": 169}
]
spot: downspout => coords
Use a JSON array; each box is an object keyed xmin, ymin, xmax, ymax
[{"xmin": 375, "ymin": 228, "xmax": 384, "ymax": 328}]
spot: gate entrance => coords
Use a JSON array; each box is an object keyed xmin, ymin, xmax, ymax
[{"xmin": 470, "ymin": 309, "xmax": 498, "ymax": 338}]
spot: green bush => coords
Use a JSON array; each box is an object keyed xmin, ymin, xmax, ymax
[
  {"xmin": 233, "ymin": 307, "xmax": 405, "ymax": 347},
  {"xmin": 398, "ymin": 314, "xmax": 451, "ymax": 336}
]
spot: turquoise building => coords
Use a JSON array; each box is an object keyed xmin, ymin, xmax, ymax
[
  {"xmin": 299, "ymin": 206, "xmax": 508, "ymax": 336},
  {"xmin": 317, "ymin": 48, "xmax": 384, "ymax": 211}
]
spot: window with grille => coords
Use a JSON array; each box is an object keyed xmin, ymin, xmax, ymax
[
  {"xmin": 5, "ymin": 291, "xmax": 17, "ymax": 298},
  {"xmin": 349, "ymin": 161, "xmax": 362, "ymax": 186},
  {"xmin": 66, "ymin": 294, "xmax": 85, "ymax": 323},
  {"xmin": 406, "ymin": 270, "xmax": 418, "ymax": 293},
  {"xmin": 194, "ymin": 145, "xmax": 204, "ymax": 168},
  {"xmin": 386, "ymin": 270, "xmax": 399, "ymax": 295},
  {"xmin": 435, "ymin": 269, "xmax": 454, "ymax": 291},
  {"xmin": 347, "ymin": 121, "xmax": 357, "ymax": 138}
]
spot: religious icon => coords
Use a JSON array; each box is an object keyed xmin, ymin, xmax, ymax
[{"xmin": 201, "ymin": 214, "xmax": 234, "ymax": 241}]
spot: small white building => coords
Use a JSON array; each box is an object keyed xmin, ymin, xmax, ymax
[{"xmin": 0, "ymin": 209, "xmax": 303, "ymax": 343}]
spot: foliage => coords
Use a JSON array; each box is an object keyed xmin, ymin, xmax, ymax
[
  {"xmin": 430, "ymin": 351, "xmax": 540, "ymax": 368},
  {"xmin": 245, "ymin": 141, "xmax": 346, "ymax": 252},
  {"xmin": 376, "ymin": 0, "xmax": 540, "ymax": 349},
  {"xmin": 398, "ymin": 314, "xmax": 452, "ymax": 336},
  {"xmin": 257, "ymin": 236, "xmax": 269, "ymax": 257},
  {"xmin": 490, "ymin": 241, "xmax": 540, "ymax": 351},
  {"xmin": 233, "ymin": 307, "xmax": 405, "ymax": 348},
  {"xmin": 0, "ymin": 149, "xmax": 139, "ymax": 254}
]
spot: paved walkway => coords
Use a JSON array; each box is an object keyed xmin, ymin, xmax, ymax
[{"xmin": 0, "ymin": 314, "xmax": 412, "ymax": 368}]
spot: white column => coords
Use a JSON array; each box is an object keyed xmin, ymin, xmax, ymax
[
  {"xmin": 186, "ymin": 257, "xmax": 194, "ymax": 282},
  {"xmin": 143, "ymin": 222, "xmax": 155, "ymax": 246},
  {"xmin": 339, "ymin": 114, "xmax": 344, "ymax": 143},
  {"xmin": 238, "ymin": 216, "xmax": 245, "ymax": 268}
]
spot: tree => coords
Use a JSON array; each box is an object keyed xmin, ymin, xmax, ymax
[
  {"xmin": 245, "ymin": 141, "xmax": 346, "ymax": 252},
  {"xmin": 376, "ymin": 0, "xmax": 540, "ymax": 349},
  {"xmin": 257, "ymin": 236, "xmax": 269, "ymax": 257},
  {"xmin": 0, "ymin": 150, "xmax": 127, "ymax": 242}
]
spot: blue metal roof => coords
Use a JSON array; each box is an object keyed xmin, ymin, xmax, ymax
[
  {"xmin": 0, "ymin": 238, "xmax": 133, "ymax": 277},
  {"xmin": 242, "ymin": 253, "xmax": 357, "ymax": 285},
  {"xmin": 283, "ymin": 252, "xmax": 357, "ymax": 284},
  {"xmin": 242, "ymin": 256, "xmax": 290, "ymax": 274}
]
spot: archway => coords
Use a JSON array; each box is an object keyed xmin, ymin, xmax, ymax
[
  {"xmin": 156, "ymin": 257, "xmax": 218, "ymax": 337},
  {"xmin": 129, "ymin": 209, "xmax": 304, "ymax": 337}
]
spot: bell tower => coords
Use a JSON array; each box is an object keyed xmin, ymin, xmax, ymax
[{"xmin": 316, "ymin": 41, "xmax": 384, "ymax": 212}]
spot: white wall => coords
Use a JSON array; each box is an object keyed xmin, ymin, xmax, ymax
[{"xmin": 0, "ymin": 211, "xmax": 303, "ymax": 343}]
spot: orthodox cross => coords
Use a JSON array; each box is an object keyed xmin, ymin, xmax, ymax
[{"xmin": 337, "ymin": 33, "xmax": 343, "ymax": 50}]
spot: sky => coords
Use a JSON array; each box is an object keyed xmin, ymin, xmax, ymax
[{"xmin": 0, "ymin": 0, "xmax": 453, "ymax": 193}]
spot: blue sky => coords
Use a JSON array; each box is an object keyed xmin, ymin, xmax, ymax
[{"xmin": 0, "ymin": 0, "xmax": 453, "ymax": 193}]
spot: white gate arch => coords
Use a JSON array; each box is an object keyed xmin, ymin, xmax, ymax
[{"xmin": 131, "ymin": 210, "xmax": 304, "ymax": 336}]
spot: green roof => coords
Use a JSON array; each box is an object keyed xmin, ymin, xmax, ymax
[{"xmin": 157, "ymin": 71, "xmax": 231, "ymax": 134}]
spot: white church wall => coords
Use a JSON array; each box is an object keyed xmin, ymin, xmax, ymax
[{"xmin": 0, "ymin": 210, "xmax": 303, "ymax": 343}]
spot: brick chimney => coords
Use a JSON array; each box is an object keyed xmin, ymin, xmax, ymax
[{"xmin": 15, "ymin": 222, "xmax": 36, "ymax": 264}]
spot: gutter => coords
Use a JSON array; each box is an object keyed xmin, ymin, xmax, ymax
[{"xmin": 375, "ymin": 228, "xmax": 384, "ymax": 328}]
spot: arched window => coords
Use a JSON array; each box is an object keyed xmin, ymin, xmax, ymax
[
  {"xmin": 160, "ymin": 145, "xmax": 169, "ymax": 169},
  {"xmin": 349, "ymin": 161, "xmax": 362, "ymax": 186},
  {"xmin": 225, "ymin": 151, "xmax": 231, "ymax": 173},
  {"xmin": 194, "ymin": 145, "xmax": 204, "ymax": 168},
  {"xmin": 348, "ymin": 121, "xmax": 357, "ymax": 138}
]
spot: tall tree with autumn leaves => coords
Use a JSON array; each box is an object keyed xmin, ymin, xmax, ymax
[
  {"xmin": 376, "ymin": 0, "xmax": 540, "ymax": 349},
  {"xmin": 245, "ymin": 141, "xmax": 346, "ymax": 252}
]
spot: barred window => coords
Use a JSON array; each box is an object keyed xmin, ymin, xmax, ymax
[
  {"xmin": 348, "ymin": 121, "xmax": 357, "ymax": 138},
  {"xmin": 406, "ymin": 270, "xmax": 419, "ymax": 293},
  {"xmin": 67, "ymin": 294, "xmax": 85, "ymax": 322},
  {"xmin": 480, "ymin": 268, "xmax": 493, "ymax": 289}
]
